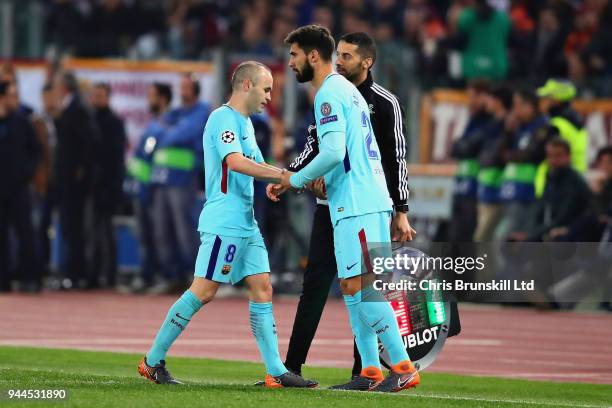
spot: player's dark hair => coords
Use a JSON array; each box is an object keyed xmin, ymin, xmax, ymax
[
  {"xmin": 153, "ymin": 82, "xmax": 172, "ymax": 105},
  {"xmin": 284, "ymin": 24, "xmax": 335, "ymax": 62},
  {"xmin": 340, "ymin": 32, "xmax": 377, "ymax": 64},
  {"xmin": 547, "ymin": 137, "xmax": 571, "ymax": 154},
  {"xmin": 182, "ymin": 72, "xmax": 201, "ymax": 97},
  {"xmin": 596, "ymin": 145, "xmax": 612, "ymax": 163}
]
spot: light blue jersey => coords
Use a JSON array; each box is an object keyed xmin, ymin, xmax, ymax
[
  {"xmin": 198, "ymin": 105, "xmax": 264, "ymax": 237},
  {"xmin": 314, "ymin": 73, "xmax": 392, "ymax": 224}
]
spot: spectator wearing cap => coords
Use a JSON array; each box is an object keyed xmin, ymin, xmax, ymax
[{"xmin": 536, "ymin": 79, "xmax": 588, "ymax": 197}]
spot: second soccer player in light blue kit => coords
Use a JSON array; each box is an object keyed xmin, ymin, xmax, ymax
[
  {"xmin": 139, "ymin": 61, "xmax": 317, "ymax": 389},
  {"xmin": 275, "ymin": 25, "xmax": 420, "ymax": 392}
]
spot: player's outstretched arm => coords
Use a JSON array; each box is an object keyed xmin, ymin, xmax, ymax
[
  {"xmin": 287, "ymin": 131, "xmax": 345, "ymax": 189},
  {"xmin": 225, "ymin": 152, "xmax": 284, "ymax": 183}
]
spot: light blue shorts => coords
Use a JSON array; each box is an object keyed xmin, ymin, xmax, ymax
[
  {"xmin": 333, "ymin": 211, "xmax": 393, "ymax": 279},
  {"xmin": 194, "ymin": 230, "xmax": 270, "ymax": 284}
]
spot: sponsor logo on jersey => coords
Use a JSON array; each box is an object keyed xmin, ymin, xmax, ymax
[{"xmin": 320, "ymin": 115, "xmax": 338, "ymax": 125}]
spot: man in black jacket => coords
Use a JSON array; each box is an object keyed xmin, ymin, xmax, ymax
[
  {"xmin": 90, "ymin": 83, "xmax": 126, "ymax": 288},
  {"xmin": 510, "ymin": 138, "xmax": 592, "ymax": 242},
  {"xmin": 53, "ymin": 71, "xmax": 98, "ymax": 289},
  {"xmin": 276, "ymin": 32, "xmax": 415, "ymax": 383},
  {"xmin": 0, "ymin": 81, "xmax": 41, "ymax": 291}
]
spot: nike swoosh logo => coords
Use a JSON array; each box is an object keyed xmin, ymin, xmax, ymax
[
  {"xmin": 242, "ymin": 137, "xmax": 248, "ymax": 140},
  {"xmin": 175, "ymin": 313, "xmax": 191, "ymax": 322},
  {"xmin": 370, "ymin": 317, "xmax": 384, "ymax": 328},
  {"xmin": 346, "ymin": 261, "xmax": 359, "ymax": 270},
  {"xmin": 398, "ymin": 372, "xmax": 416, "ymax": 388}
]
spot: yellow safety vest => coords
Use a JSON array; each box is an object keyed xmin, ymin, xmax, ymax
[{"xmin": 534, "ymin": 117, "xmax": 588, "ymax": 197}]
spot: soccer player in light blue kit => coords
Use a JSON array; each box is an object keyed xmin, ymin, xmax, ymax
[
  {"xmin": 138, "ymin": 61, "xmax": 317, "ymax": 388},
  {"xmin": 275, "ymin": 25, "xmax": 420, "ymax": 392}
]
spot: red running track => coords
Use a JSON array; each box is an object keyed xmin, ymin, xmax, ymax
[{"xmin": 1, "ymin": 292, "xmax": 611, "ymax": 384}]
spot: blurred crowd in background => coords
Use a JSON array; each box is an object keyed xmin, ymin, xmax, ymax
[
  {"xmin": 445, "ymin": 78, "xmax": 611, "ymax": 309},
  {"xmin": 446, "ymin": 79, "xmax": 611, "ymax": 245},
  {"xmin": 0, "ymin": 0, "xmax": 611, "ymax": 307},
  {"xmin": 40, "ymin": 0, "xmax": 612, "ymax": 90}
]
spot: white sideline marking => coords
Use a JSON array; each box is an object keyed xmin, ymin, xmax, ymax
[
  {"xmin": 1, "ymin": 366, "xmax": 608, "ymax": 407},
  {"xmin": 399, "ymin": 392, "xmax": 611, "ymax": 408}
]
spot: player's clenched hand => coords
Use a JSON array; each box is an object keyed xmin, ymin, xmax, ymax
[
  {"xmin": 312, "ymin": 177, "xmax": 327, "ymax": 200},
  {"xmin": 266, "ymin": 183, "xmax": 282, "ymax": 202},
  {"xmin": 391, "ymin": 212, "xmax": 416, "ymax": 243}
]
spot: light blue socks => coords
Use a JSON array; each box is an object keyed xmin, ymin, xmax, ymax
[
  {"xmin": 355, "ymin": 289, "xmax": 410, "ymax": 365},
  {"xmin": 343, "ymin": 293, "xmax": 381, "ymax": 369},
  {"xmin": 249, "ymin": 301, "xmax": 287, "ymax": 377},
  {"xmin": 147, "ymin": 290, "xmax": 202, "ymax": 366}
]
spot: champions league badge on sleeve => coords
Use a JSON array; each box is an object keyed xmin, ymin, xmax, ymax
[
  {"xmin": 377, "ymin": 246, "xmax": 452, "ymax": 371},
  {"xmin": 221, "ymin": 130, "xmax": 236, "ymax": 144}
]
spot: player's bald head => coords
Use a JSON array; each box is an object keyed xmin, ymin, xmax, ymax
[{"xmin": 231, "ymin": 61, "xmax": 271, "ymax": 91}]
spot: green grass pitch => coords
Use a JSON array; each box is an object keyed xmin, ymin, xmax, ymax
[{"xmin": 0, "ymin": 346, "xmax": 609, "ymax": 408}]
